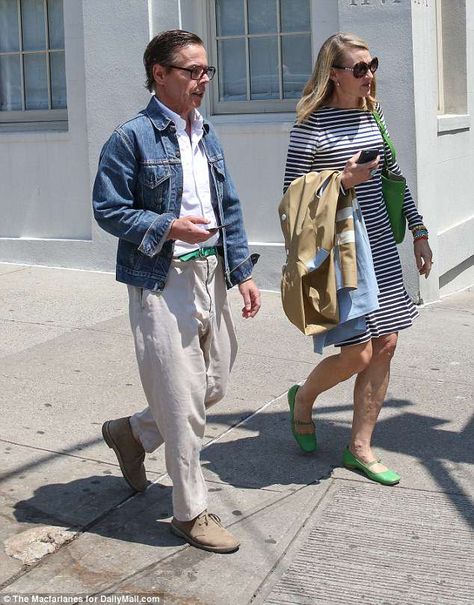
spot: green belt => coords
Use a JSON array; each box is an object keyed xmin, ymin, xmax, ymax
[{"xmin": 177, "ymin": 246, "xmax": 218, "ymax": 262}]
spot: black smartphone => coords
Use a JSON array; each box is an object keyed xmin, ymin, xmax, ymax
[
  {"xmin": 357, "ymin": 148, "xmax": 380, "ymax": 164},
  {"xmin": 205, "ymin": 223, "xmax": 229, "ymax": 231}
]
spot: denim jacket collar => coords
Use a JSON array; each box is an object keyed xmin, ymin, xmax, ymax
[{"xmin": 143, "ymin": 96, "xmax": 210, "ymax": 135}]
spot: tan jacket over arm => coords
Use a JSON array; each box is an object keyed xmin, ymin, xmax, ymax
[{"xmin": 279, "ymin": 171, "xmax": 357, "ymax": 335}]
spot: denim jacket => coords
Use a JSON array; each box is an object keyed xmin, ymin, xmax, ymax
[{"xmin": 93, "ymin": 97, "xmax": 255, "ymax": 291}]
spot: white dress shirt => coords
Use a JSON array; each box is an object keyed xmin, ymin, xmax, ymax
[{"xmin": 154, "ymin": 97, "xmax": 219, "ymax": 257}]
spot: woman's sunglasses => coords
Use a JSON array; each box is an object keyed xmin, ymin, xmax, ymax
[{"xmin": 333, "ymin": 57, "xmax": 379, "ymax": 78}]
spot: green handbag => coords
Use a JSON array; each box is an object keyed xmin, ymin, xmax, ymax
[{"xmin": 372, "ymin": 110, "xmax": 407, "ymax": 244}]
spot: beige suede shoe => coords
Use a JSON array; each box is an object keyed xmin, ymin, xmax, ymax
[
  {"xmin": 171, "ymin": 511, "xmax": 240, "ymax": 553},
  {"xmin": 102, "ymin": 416, "xmax": 147, "ymax": 492}
]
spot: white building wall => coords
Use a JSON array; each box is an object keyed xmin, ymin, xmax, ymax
[
  {"xmin": 0, "ymin": 0, "xmax": 472, "ymax": 301},
  {"xmin": 81, "ymin": 0, "xmax": 151, "ymax": 271},
  {"xmin": 0, "ymin": 0, "xmax": 151, "ymax": 271},
  {"xmin": 432, "ymin": 1, "xmax": 474, "ymax": 298},
  {"xmin": 0, "ymin": 0, "xmax": 90, "ymax": 247}
]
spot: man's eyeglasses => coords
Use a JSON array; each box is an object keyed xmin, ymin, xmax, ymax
[
  {"xmin": 332, "ymin": 57, "xmax": 379, "ymax": 79},
  {"xmin": 168, "ymin": 64, "xmax": 216, "ymax": 80}
]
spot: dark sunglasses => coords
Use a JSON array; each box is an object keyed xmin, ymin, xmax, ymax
[
  {"xmin": 333, "ymin": 57, "xmax": 379, "ymax": 78},
  {"xmin": 168, "ymin": 64, "xmax": 216, "ymax": 80}
]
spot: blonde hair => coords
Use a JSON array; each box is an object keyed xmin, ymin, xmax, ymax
[{"xmin": 296, "ymin": 33, "xmax": 377, "ymax": 124}]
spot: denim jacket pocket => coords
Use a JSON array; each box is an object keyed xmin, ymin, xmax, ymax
[
  {"xmin": 210, "ymin": 157, "xmax": 225, "ymax": 178},
  {"xmin": 138, "ymin": 163, "xmax": 172, "ymax": 212}
]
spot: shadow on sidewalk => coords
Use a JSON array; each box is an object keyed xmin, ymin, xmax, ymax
[
  {"xmin": 12, "ymin": 477, "xmax": 180, "ymax": 548},
  {"xmin": 10, "ymin": 396, "xmax": 473, "ymax": 549},
  {"xmin": 204, "ymin": 398, "xmax": 473, "ymax": 528}
]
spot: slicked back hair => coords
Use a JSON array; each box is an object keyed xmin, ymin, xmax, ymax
[{"xmin": 143, "ymin": 29, "xmax": 204, "ymax": 92}]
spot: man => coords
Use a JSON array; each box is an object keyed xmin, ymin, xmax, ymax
[{"xmin": 93, "ymin": 30, "xmax": 260, "ymax": 554}]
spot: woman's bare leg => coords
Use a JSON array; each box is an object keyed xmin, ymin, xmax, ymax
[
  {"xmin": 293, "ymin": 340, "xmax": 373, "ymax": 433},
  {"xmin": 349, "ymin": 333, "xmax": 398, "ymax": 471}
]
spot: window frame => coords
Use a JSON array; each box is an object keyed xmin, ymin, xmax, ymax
[
  {"xmin": 207, "ymin": 0, "xmax": 313, "ymax": 115},
  {"xmin": 435, "ymin": 0, "xmax": 445, "ymax": 114},
  {"xmin": 0, "ymin": 0, "xmax": 67, "ymax": 132},
  {"xmin": 435, "ymin": 0, "xmax": 467, "ymax": 117}
]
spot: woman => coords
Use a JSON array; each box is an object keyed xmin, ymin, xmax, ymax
[{"xmin": 283, "ymin": 33, "xmax": 432, "ymax": 485}]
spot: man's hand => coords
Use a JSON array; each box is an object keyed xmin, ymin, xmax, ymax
[
  {"xmin": 238, "ymin": 278, "xmax": 261, "ymax": 319},
  {"xmin": 168, "ymin": 216, "xmax": 215, "ymax": 244}
]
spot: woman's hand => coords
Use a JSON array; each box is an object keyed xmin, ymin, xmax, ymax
[
  {"xmin": 414, "ymin": 238, "xmax": 433, "ymax": 278},
  {"xmin": 341, "ymin": 151, "xmax": 380, "ymax": 189}
]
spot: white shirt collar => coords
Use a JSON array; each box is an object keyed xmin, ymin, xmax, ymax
[{"xmin": 154, "ymin": 96, "xmax": 203, "ymax": 135}]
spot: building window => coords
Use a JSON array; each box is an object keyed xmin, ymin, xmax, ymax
[
  {"xmin": 209, "ymin": 0, "xmax": 313, "ymax": 114},
  {"xmin": 436, "ymin": 0, "xmax": 467, "ymax": 115},
  {"xmin": 0, "ymin": 0, "xmax": 67, "ymax": 130}
]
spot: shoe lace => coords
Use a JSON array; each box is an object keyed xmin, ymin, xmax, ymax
[{"xmin": 198, "ymin": 512, "xmax": 222, "ymax": 527}]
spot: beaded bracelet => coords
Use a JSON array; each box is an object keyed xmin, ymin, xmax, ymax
[{"xmin": 411, "ymin": 224, "xmax": 429, "ymax": 241}]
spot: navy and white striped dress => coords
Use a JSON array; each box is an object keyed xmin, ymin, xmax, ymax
[{"xmin": 283, "ymin": 104, "xmax": 423, "ymax": 346}]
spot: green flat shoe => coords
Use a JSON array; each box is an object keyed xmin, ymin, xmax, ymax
[
  {"xmin": 342, "ymin": 447, "xmax": 400, "ymax": 486},
  {"xmin": 288, "ymin": 385, "xmax": 317, "ymax": 453}
]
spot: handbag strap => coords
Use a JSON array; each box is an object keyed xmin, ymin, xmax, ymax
[{"xmin": 372, "ymin": 110, "xmax": 397, "ymax": 166}]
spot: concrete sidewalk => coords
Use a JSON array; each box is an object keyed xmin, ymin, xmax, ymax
[{"xmin": 0, "ymin": 262, "xmax": 473, "ymax": 605}]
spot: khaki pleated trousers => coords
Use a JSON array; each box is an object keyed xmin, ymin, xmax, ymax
[{"xmin": 128, "ymin": 256, "xmax": 238, "ymax": 521}]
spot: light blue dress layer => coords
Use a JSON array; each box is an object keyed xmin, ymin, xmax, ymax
[{"xmin": 313, "ymin": 199, "xmax": 379, "ymax": 353}]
